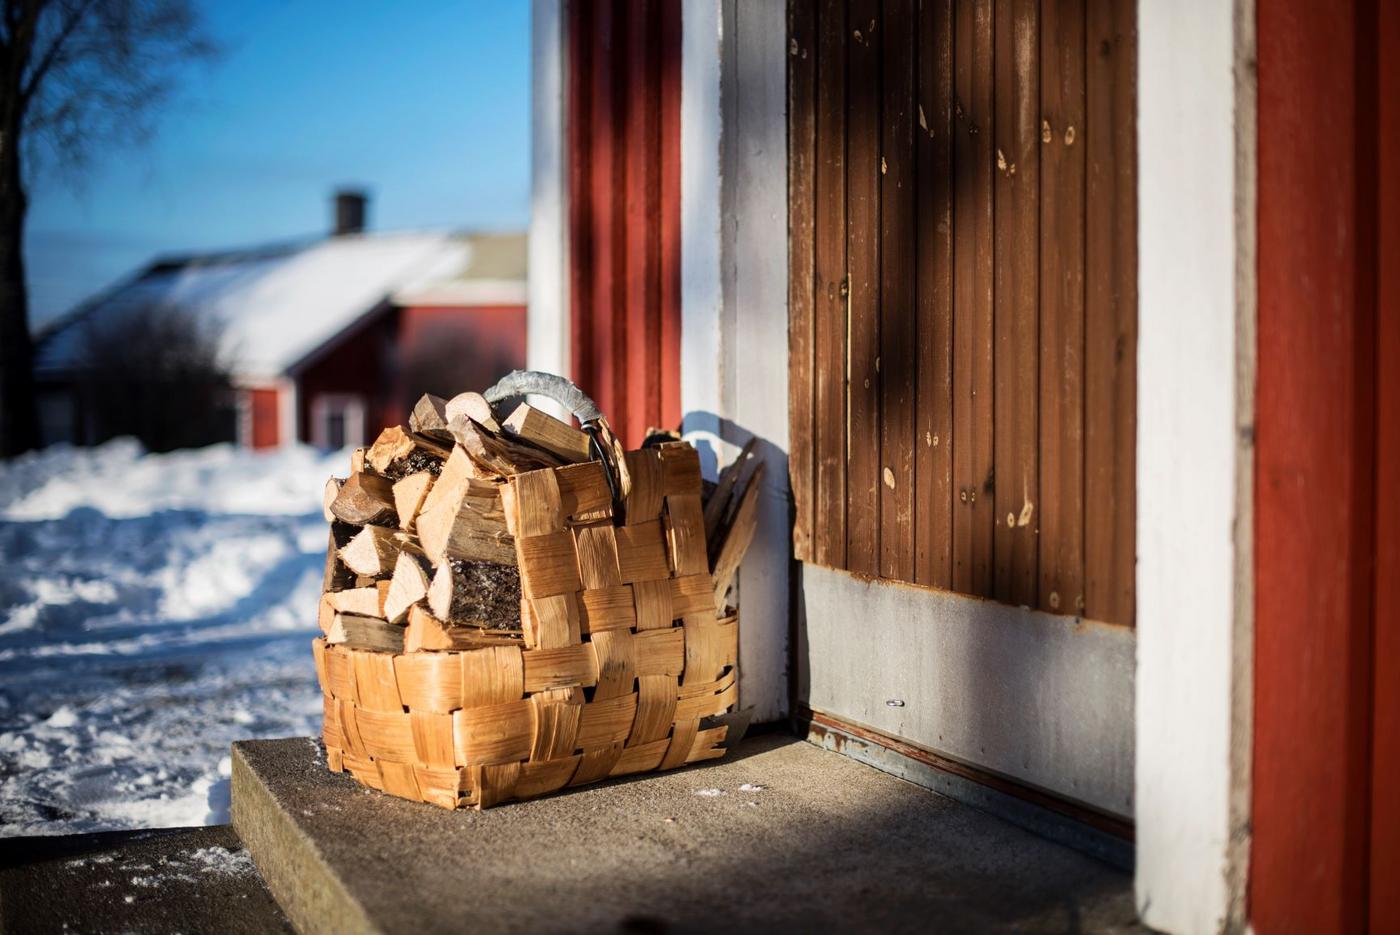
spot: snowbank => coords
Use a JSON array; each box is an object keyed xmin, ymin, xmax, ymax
[{"xmin": 0, "ymin": 439, "xmax": 343, "ymax": 836}]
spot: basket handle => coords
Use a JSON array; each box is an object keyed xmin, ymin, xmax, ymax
[{"xmin": 484, "ymin": 370, "xmax": 632, "ymax": 502}]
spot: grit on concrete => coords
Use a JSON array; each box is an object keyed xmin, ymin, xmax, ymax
[
  {"xmin": 0, "ymin": 824, "xmax": 292, "ymax": 934},
  {"xmin": 232, "ymin": 732, "xmax": 1146, "ymax": 935}
]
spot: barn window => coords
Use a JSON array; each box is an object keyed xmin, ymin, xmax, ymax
[
  {"xmin": 787, "ymin": 0, "xmax": 1137, "ymax": 625},
  {"xmin": 311, "ymin": 393, "xmax": 366, "ymax": 450}
]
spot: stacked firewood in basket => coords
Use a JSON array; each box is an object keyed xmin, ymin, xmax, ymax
[{"xmin": 319, "ymin": 391, "xmax": 764, "ymax": 654}]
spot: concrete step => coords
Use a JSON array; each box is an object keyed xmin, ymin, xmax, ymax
[
  {"xmin": 0, "ymin": 824, "xmax": 292, "ymax": 934},
  {"xmin": 232, "ymin": 733, "xmax": 1144, "ymax": 935}
]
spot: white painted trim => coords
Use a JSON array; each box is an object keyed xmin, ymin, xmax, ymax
[
  {"xmin": 1135, "ymin": 0, "xmax": 1252, "ymax": 931},
  {"xmin": 528, "ymin": 0, "xmax": 571, "ymax": 422},
  {"xmin": 391, "ymin": 279, "xmax": 528, "ymax": 307},
  {"xmin": 680, "ymin": 0, "xmax": 790, "ymax": 723},
  {"xmin": 277, "ymin": 377, "xmax": 299, "ymax": 449},
  {"xmin": 800, "ymin": 566, "xmax": 1136, "ymax": 817}
]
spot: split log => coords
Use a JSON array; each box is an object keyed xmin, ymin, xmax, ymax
[
  {"xmin": 409, "ymin": 393, "xmax": 451, "ymax": 437},
  {"xmin": 419, "ymin": 446, "xmax": 474, "ymax": 515},
  {"xmin": 318, "ymin": 592, "xmax": 336, "ymax": 635},
  {"xmin": 392, "ymin": 472, "xmax": 435, "ymax": 532},
  {"xmin": 337, "ymin": 614, "xmax": 405, "ymax": 653},
  {"xmin": 426, "ymin": 559, "xmax": 522, "ymax": 628},
  {"xmin": 367, "ymin": 425, "xmax": 452, "ymax": 476},
  {"xmin": 710, "ymin": 460, "xmax": 766, "ymax": 608},
  {"xmin": 702, "ymin": 437, "xmax": 758, "ymax": 544},
  {"xmin": 323, "ymin": 523, "xmax": 357, "ymax": 592},
  {"xmin": 338, "ymin": 524, "xmax": 403, "ymax": 577},
  {"xmin": 328, "ymin": 584, "xmax": 388, "ymax": 617},
  {"xmin": 323, "ymin": 477, "xmax": 344, "ymax": 523},
  {"xmin": 325, "ymin": 614, "xmax": 347, "ymax": 644},
  {"xmin": 449, "ymin": 416, "xmax": 561, "ymax": 478},
  {"xmin": 404, "ymin": 605, "xmax": 519, "ymax": 653},
  {"xmin": 384, "ymin": 553, "xmax": 432, "ymax": 624},
  {"xmin": 501, "ymin": 402, "xmax": 592, "ymax": 463},
  {"xmin": 329, "ymin": 472, "xmax": 397, "ymax": 526},
  {"xmin": 415, "ymin": 477, "xmax": 516, "ymax": 566},
  {"xmin": 445, "ymin": 391, "xmax": 502, "ymax": 434},
  {"xmin": 350, "ymin": 448, "xmax": 366, "ymax": 473}
]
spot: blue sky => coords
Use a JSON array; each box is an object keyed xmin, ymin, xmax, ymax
[{"xmin": 24, "ymin": 0, "xmax": 531, "ymax": 329}]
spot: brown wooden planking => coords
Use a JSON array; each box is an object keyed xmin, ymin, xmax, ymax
[
  {"xmin": 788, "ymin": 0, "xmax": 818, "ymax": 563},
  {"xmin": 952, "ymin": 0, "xmax": 996, "ymax": 596},
  {"xmin": 878, "ymin": 0, "xmax": 916, "ymax": 582},
  {"xmin": 813, "ymin": 0, "xmax": 848, "ymax": 570},
  {"xmin": 992, "ymin": 0, "xmax": 1040, "ymax": 607},
  {"xmin": 913, "ymin": 0, "xmax": 955, "ymax": 589},
  {"xmin": 1038, "ymin": 0, "xmax": 1087, "ymax": 616},
  {"xmin": 844, "ymin": 0, "xmax": 881, "ymax": 576},
  {"xmin": 1084, "ymin": 0, "xmax": 1137, "ymax": 626}
]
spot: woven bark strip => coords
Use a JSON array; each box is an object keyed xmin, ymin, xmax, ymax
[{"xmin": 316, "ymin": 434, "xmax": 740, "ymax": 809}]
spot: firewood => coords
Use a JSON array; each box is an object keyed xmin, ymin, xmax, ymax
[
  {"xmin": 427, "ymin": 559, "xmax": 522, "ymax": 628},
  {"xmin": 415, "ymin": 477, "xmax": 516, "ymax": 566},
  {"xmin": 445, "ymin": 391, "xmax": 502, "ymax": 434},
  {"xmin": 318, "ymin": 592, "xmax": 336, "ymax": 634},
  {"xmin": 450, "ymin": 415, "xmax": 561, "ymax": 478},
  {"xmin": 328, "ymin": 585, "xmax": 385, "ymax": 617},
  {"xmin": 329, "ymin": 471, "xmax": 397, "ymax": 526},
  {"xmin": 392, "ymin": 471, "xmax": 435, "ymax": 532},
  {"xmin": 338, "ymin": 524, "xmax": 402, "ymax": 577},
  {"xmin": 323, "ymin": 523, "xmax": 357, "ymax": 592},
  {"xmin": 337, "ymin": 614, "xmax": 405, "ymax": 653},
  {"xmin": 710, "ymin": 460, "xmax": 765, "ymax": 607},
  {"xmin": 409, "ymin": 393, "xmax": 450, "ymax": 437},
  {"xmin": 703, "ymin": 437, "xmax": 757, "ymax": 544},
  {"xmin": 405, "ymin": 605, "xmax": 470, "ymax": 652},
  {"xmin": 325, "ymin": 614, "xmax": 347, "ymax": 644},
  {"xmin": 501, "ymin": 402, "xmax": 592, "ymax": 463},
  {"xmin": 351, "ymin": 448, "xmax": 366, "ymax": 473},
  {"xmin": 367, "ymin": 425, "xmax": 453, "ymax": 476},
  {"xmin": 323, "ymin": 477, "xmax": 344, "ymax": 522},
  {"xmin": 384, "ymin": 552, "xmax": 431, "ymax": 624}
]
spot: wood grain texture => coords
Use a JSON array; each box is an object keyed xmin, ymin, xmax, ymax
[
  {"xmin": 788, "ymin": 0, "xmax": 818, "ymax": 563},
  {"xmin": 913, "ymin": 0, "xmax": 954, "ymax": 589},
  {"xmin": 952, "ymin": 0, "xmax": 996, "ymax": 596},
  {"xmin": 878, "ymin": 0, "xmax": 915, "ymax": 581},
  {"xmin": 1084, "ymin": 0, "xmax": 1136, "ymax": 625},
  {"xmin": 1037, "ymin": 0, "xmax": 1086, "ymax": 615},
  {"xmin": 813, "ymin": 0, "xmax": 848, "ymax": 570},
  {"xmin": 845, "ymin": 0, "xmax": 882, "ymax": 576}
]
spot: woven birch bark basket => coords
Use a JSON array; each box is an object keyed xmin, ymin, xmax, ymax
[{"xmin": 312, "ymin": 372, "xmax": 762, "ymax": 809}]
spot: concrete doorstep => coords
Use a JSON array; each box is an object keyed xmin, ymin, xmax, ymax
[{"xmin": 231, "ymin": 733, "xmax": 1144, "ymax": 935}]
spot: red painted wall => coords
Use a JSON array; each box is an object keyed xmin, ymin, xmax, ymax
[
  {"xmin": 396, "ymin": 304, "xmax": 526, "ymax": 405},
  {"xmin": 567, "ymin": 0, "xmax": 681, "ymax": 447},
  {"xmin": 248, "ymin": 388, "xmax": 280, "ymax": 450},
  {"xmin": 296, "ymin": 306, "xmax": 401, "ymax": 446},
  {"xmin": 1254, "ymin": 0, "xmax": 1392, "ymax": 931}
]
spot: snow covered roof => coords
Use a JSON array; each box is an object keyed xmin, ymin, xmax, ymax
[{"xmin": 35, "ymin": 231, "xmax": 522, "ymax": 382}]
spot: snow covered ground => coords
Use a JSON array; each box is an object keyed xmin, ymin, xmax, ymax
[{"xmin": 0, "ymin": 439, "xmax": 342, "ymax": 837}]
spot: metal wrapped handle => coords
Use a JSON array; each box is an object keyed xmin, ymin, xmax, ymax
[{"xmin": 484, "ymin": 370, "xmax": 632, "ymax": 504}]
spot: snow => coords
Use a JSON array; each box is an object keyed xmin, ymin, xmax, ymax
[
  {"xmin": 35, "ymin": 232, "xmax": 474, "ymax": 382},
  {"xmin": 0, "ymin": 439, "xmax": 343, "ymax": 837}
]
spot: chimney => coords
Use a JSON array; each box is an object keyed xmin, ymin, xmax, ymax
[{"xmin": 333, "ymin": 189, "xmax": 368, "ymax": 236}]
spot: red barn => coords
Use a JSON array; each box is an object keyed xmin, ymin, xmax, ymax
[{"xmin": 33, "ymin": 194, "xmax": 525, "ymax": 450}]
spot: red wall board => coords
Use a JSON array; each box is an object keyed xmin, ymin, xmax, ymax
[
  {"xmin": 1369, "ymin": 1, "xmax": 1399, "ymax": 930},
  {"xmin": 248, "ymin": 388, "xmax": 280, "ymax": 450},
  {"xmin": 1253, "ymin": 0, "xmax": 1379, "ymax": 931},
  {"xmin": 566, "ymin": 0, "xmax": 682, "ymax": 447}
]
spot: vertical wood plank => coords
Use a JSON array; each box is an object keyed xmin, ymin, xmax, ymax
[
  {"xmin": 878, "ymin": 0, "xmax": 915, "ymax": 581},
  {"xmin": 952, "ymin": 0, "xmax": 996, "ymax": 596},
  {"xmin": 914, "ymin": 0, "xmax": 954, "ymax": 588},
  {"xmin": 813, "ymin": 0, "xmax": 849, "ymax": 569},
  {"xmin": 624, "ymin": 0, "xmax": 659, "ymax": 444},
  {"xmin": 845, "ymin": 0, "xmax": 881, "ymax": 575},
  {"xmin": 788, "ymin": 0, "xmax": 818, "ymax": 562},
  {"xmin": 567, "ymin": 0, "xmax": 595, "ymax": 404},
  {"xmin": 1084, "ymin": 0, "xmax": 1137, "ymax": 625},
  {"xmin": 658, "ymin": 0, "xmax": 683, "ymax": 434},
  {"xmin": 1037, "ymin": 0, "xmax": 1086, "ymax": 615},
  {"xmin": 992, "ymin": 0, "xmax": 1040, "ymax": 607}
]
